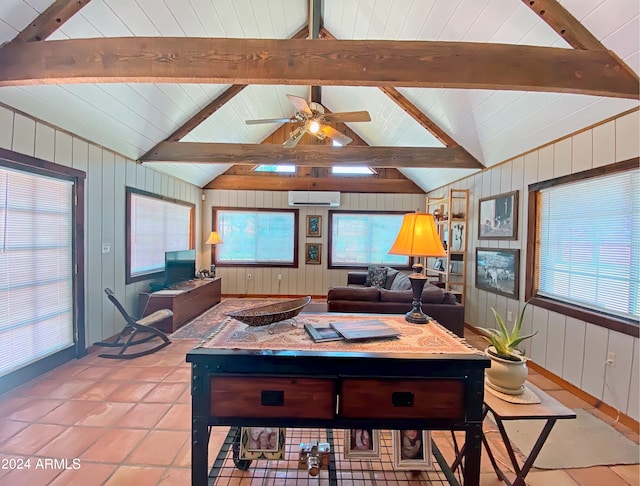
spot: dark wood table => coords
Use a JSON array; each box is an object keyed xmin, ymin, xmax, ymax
[{"xmin": 186, "ymin": 315, "xmax": 490, "ymax": 485}]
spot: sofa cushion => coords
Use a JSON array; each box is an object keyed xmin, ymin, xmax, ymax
[
  {"xmin": 379, "ymin": 285, "xmax": 447, "ymax": 304},
  {"xmin": 421, "ymin": 284, "xmax": 447, "ymax": 304},
  {"xmin": 389, "ymin": 271, "xmax": 412, "ymax": 291},
  {"xmin": 327, "ymin": 286, "xmax": 380, "ymax": 302},
  {"xmin": 379, "ymin": 289, "xmax": 413, "ymax": 303},
  {"xmin": 384, "ymin": 267, "xmax": 400, "ymax": 289},
  {"xmin": 365, "ymin": 266, "xmax": 387, "ymax": 288}
]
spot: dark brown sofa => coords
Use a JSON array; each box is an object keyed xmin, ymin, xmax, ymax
[{"xmin": 327, "ymin": 267, "xmax": 464, "ymax": 337}]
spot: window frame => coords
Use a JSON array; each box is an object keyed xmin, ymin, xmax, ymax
[
  {"xmin": 525, "ymin": 158, "xmax": 639, "ymax": 338},
  {"xmin": 213, "ymin": 208, "xmax": 299, "ymax": 268},
  {"xmin": 125, "ymin": 187, "xmax": 195, "ymax": 284},
  {"xmin": 327, "ymin": 210, "xmax": 412, "ymax": 270}
]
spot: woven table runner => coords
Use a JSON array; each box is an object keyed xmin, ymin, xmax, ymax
[{"xmin": 197, "ymin": 314, "xmax": 479, "ymax": 355}]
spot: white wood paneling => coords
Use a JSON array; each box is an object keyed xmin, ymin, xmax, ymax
[
  {"xmin": 628, "ymin": 340, "xmax": 640, "ymax": 420},
  {"xmin": 562, "ymin": 317, "xmax": 587, "ymax": 388},
  {"xmin": 604, "ymin": 330, "xmax": 635, "ymax": 415},
  {"xmin": 581, "ymin": 324, "xmax": 609, "ymax": 398}
]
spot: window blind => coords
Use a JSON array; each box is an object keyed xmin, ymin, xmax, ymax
[
  {"xmin": 0, "ymin": 168, "xmax": 74, "ymax": 377},
  {"xmin": 537, "ymin": 169, "xmax": 639, "ymax": 321}
]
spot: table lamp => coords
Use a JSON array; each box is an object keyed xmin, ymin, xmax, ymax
[
  {"xmin": 388, "ymin": 212, "xmax": 447, "ymax": 324},
  {"xmin": 205, "ymin": 231, "xmax": 223, "ymax": 277}
]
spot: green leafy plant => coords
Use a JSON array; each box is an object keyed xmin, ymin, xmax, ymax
[{"xmin": 476, "ymin": 301, "xmax": 538, "ymax": 360}]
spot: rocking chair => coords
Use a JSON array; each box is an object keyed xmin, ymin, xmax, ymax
[{"xmin": 95, "ymin": 288, "xmax": 172, "ymax": 359}]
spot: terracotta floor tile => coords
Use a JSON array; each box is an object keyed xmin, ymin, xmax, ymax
[
  {"xmin": 81, "ymin": 428, "xmax": 149, "ymax": 462},
  {"xmin": 567, "ymin": 465, "xmax": 633, "ymax": 486},
  {"xmin": 126, "ymin": 429, "xmax": 189, "ymax": 466},
  {"xmin": 49, "ymin": 461, "xmax": 117, "ymax": 485},
  {"xmin": 0, "ymin": 419, "xmax": 30, "ymax": 443},
  {"xmin": 159, "ymin": 466, "xmax": 192, "ymax": 484},
  {"xmin": 163, "ymin": 367, "xmax": 191, "ymax": 383},
  {"xmin": 72, "ymin": 382, "xmax": 122, "ymax": 401},
  {"xmin": 73, "ymin": 365, "xmax": 120, "ymax": 381},
  {"xmin": 132, "ymin": 366, "xmax": 175, "ymax": 382},
  {"xmin": 526, "ymin": 372, "xmax": 564, "ymax": 391},
  {"xmin": 526, "ymin": 469, "xmax": 580, "ymax": 485},
  {"xmin": 107, "ymin": 382, "xmax": 155, "ymax": 402},
  {"xmin": 36, "ymin": 425, "xmax": 105, "ymax": 458},
  {"xmin": 177, "ymin": 387, "xmax": 191, "ymax": 404},
  {"xmin": 0, "ymin": 395, "xmax": 32, "ymax": 417},
  {"xmin": 155, "ymin": 403, "xmax": 191, "ymax": 430},
  {"xmin": 102, "ymin": 365, "xmax": 146, "ymax": 382},
  {"xmin": 104, "ymin": 465, "xmax": 165, "ymax": 485},
  {"xmin": 0, "ymin": 460, "xmax": 65, "ymax": 484},
  {"xmin": 141, "ymin": 382, "xmax": 188, "ymax": 403},
  {"xmin": 172, "ymin": 439, "xmax": 191, "ymax": 467},
  {"xmin": 15, "ymin": 379, "xmax": 93, "ymax": 400},
  {"xmin": 546, "ymin": 389, "xmax": 592, "ymax": 409},
  {"xmin": 39, "ymin": 400, "xmax": 101, "ymax": 425},
  {"xmin": 75, "ymin": 402, "xmax": 135, "ymax": 427},
  {"xmin": 7, "ymin": 399, "xmax": 65, "ymax": 422},
  {"xmin": 611, "ymin": 464, "xmax": 640, "ymax": 485},
  {"xmin": 118, "ymin": 402, "xmax": 171, "ymax": 429},
  {"xmin": 0, "ymin": 423, "xmax": 67, "ymax": 455}
]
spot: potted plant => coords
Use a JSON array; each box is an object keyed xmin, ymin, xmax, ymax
[{"xmin": 476, "ymin": 301, "xmax": 537, "ymax": 395}]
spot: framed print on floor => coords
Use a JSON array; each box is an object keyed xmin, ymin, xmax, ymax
[
  {"xmin": 392, "ymin": 429, "xmax": 433, "ymax": 470},
  {"xmin": 475, "ymin": 248, "xmax": 520, "ymax": 299},
  {"xmin": 239, "ymin": 427, "xmax": 286, "ymax": 460},
  {"xmin": 478, "ymin": 190, "xmax": 518, "ymax": 240},
  {"xmin": 344, "ymin": 429, "xmax": 381, "ymax": 459}
]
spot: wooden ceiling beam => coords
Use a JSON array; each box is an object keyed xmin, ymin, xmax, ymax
[
  {"xmin": 204, "ymin": 175, "xmax": 424, "ymax": 193},
  {"xmin": 0, "ymin": 38, "xmax": 636, "ymax": 99},
  {"xmin": 140, "ymin": 142, "xmax": 483, "ymax": 169}
]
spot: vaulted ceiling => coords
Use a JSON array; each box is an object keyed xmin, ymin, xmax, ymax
[{"xmin": 0, "ymin": 0, "xmax": 637, "ymax": 192}]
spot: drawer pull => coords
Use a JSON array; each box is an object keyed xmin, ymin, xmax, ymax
[
  {"xmin": 391, "ymin": 391, "xmax": 414, "ymax": 407},
  {"xmin": 261, "ymin": 390, "xmax": 284, "ymax": 406}
]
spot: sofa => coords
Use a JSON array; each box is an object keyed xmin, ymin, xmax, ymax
[{"xmin": 327, "ymin": 266, "xmax": 465, "ymax": 337}]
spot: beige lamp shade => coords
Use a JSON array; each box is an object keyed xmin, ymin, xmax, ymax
[
  {"xmin": 388, "ymin": 212, "xmax": 446, "ymax": 257},
  {"xmin": 205, "ymin": 231, "xmax": 223, "ymax": 245}
]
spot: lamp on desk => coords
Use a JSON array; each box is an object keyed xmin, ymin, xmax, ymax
[
  {"xmin": 205, "ymin": 231, "xmax": 223, "ymax": 277},
  {"xmin": 388, "ymin": 212, "xmax": 446, "ymax": 324}
]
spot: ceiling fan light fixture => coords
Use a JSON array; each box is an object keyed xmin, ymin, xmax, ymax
[{"xmin": 308, "ymin": 120, "xmax": 321, "ymax": 133}]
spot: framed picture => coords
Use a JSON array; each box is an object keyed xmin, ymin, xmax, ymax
[
  {"xmin": 306, "ymin": 215, "xmax": 322, "ymax": 237},
  {"xmin": 475, "ymin": 248, "xmax": 520, "ymax": 299},
  {"xmin": 392, "ymin": 429, "xmax": 433, "ymax": 470},
  {"xmin": 344, "ymin": 428, "xmax": 381, "ymax": 459},
  {"xmin": 239, "ymin": 427, "xmax": 286, "ymax": 460},
  {"xmin": 478, "ymin": 190, "xmax": 519, "ymax": 240},
  {"xmin": 305, "ymin": 243, "xmax": 321, "ymax": 264}
]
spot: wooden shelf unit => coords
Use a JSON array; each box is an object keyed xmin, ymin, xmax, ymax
[{"xmin": 426, "ymin": 189, "xmax": 469, "ymax": 305}]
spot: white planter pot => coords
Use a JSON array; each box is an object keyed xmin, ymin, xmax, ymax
[{"xmin": 484, "ymin": 346, "xmax": 528, "ymax": 395}]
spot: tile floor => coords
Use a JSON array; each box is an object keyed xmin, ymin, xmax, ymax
[{"xmin": 0, "ymin": 329, "xmax": 637, "ymax": 485}]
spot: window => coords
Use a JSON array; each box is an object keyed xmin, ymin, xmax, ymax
[
  {"xmin": 331, "ymin": 166, "xmax": 375, "ymax": 175},
  {"xmin": 528, "ymin": 160, "xmax": 639, "ymax": 334},
  {"xmin": 126, "ymin": 188, "xmax": 194, "ymax": 283},
  {"xmin": 253, "ymin": 165, "xmax": 296, "ymax": 173},
  {"xmin": 328, "ymin": 211, "xmax": 409, "ymax": 268},
  {"xmin": 214, "ymin": 209, "xmax": 298, "ymax": 266}
]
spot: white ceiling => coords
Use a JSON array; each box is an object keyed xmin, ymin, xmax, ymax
[{"xmin": 0, "ymin": 0, "xmax": 637, "ymax": 191}]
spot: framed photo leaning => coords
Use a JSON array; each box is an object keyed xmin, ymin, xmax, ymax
[
  {"xmin": 344, "ymin": 428, "xmax": 381, "ymax": 459},
  {"xmin": 392, "ymin": 429, "xmax": 433, "ymax": 470},
  {"xmin": 478, "ymin": 190, "xmax": 518, "ymax": 240},
  {"xmin": 475, "ymin": 248, "xmax": 520, "ymax": 299},
  {"xmin": 306, "ymin": 215, "xmax": 321, "ymax": 237},
  {"xmin": 239, "ymin": 427, "xmax": 286, "ymax": 460},
  {"xmin": 305, "ymin": 243, "xmax": 321, "ymax": 264}
]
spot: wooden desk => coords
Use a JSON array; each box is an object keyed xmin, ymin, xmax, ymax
[
  {"xmin": 139, "ymin": 277, "xmax": 221, "ymax": 333},
  {"xmin": 187, "ymin": 315, "xmax": 490, "ymax": 486},
  {"xmin": 451, "ymin": 381, "xmax": 576, "ymax": 486}
]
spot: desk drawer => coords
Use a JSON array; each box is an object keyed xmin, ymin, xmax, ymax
[
  {"xmin": 339, "ymin": 378, "xmax": 464, "ymax": 419},
  {"xmin": 210, "ymin": 376, "xmax": 335, "ymax": 419}
]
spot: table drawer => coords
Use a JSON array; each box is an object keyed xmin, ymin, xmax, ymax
[
  {"xmin": 339, "ymin": 378, "xmax": 464, "ymax": 419},
  {"xmin": 210, "ymin": 376, "xmax": 335, "ymax": 419}
]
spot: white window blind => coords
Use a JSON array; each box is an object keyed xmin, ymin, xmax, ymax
[
  {"xmin": 330, "ymin": 213, "xmax": 409, "ymax": 267},
  {"xmin": 537, "ymin": 169, "xmax": 639, "ymax": 321},
  {"xmin": 217, "ymin": 210, "xmax": 296, "ymax": 264},
  {"xmin": 130, "ymin": 191, "xmax": 191, "ymax": 278},
  {"xmin": 0, "ymin": 168, "xmax": 74, "ymax": 377}
]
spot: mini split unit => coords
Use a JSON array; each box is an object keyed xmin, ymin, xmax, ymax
[{"xmin": 288, "ymin": 191, "xmax": 341, "ymax": 207}]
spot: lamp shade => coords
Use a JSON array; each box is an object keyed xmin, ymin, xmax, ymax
[
  {"xmin": 388, "ymin": 212, "xmax": 446, "ymax": 257},
  {"xmin": 205, "ymin": 231, "xmax": 223, "ymax": 245}
]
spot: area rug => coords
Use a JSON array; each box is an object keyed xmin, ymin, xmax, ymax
[{"xmin": 501, "ymin": 408, "xmax": 639, "ymax": 469}]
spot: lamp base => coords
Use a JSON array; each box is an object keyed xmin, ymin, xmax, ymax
[
  {"xmin": 210, "ymin": 265, "xmax": 216, "ymax": 278},
  {"xmin": 405, "ymin": 263, "xmax": 432, "ymax": 325}
]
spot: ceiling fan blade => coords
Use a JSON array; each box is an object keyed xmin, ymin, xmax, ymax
[
  {"xmin": 286, "ymin": 94, "xmax": 313, "ymax": 116},
  {"xmin": 283, "ymin": 126, "xmax": 306, "ymax": 148},
  {"xmin": 245, "ymin": 117, "xmax": 293, "ymax": 125},
  {"xmin": 323, "ymin": 111, "xmax": 372, "ymax": 123},
  {"xmin": 320, "ymin": 125, "xmax": 353, "ymax": 146}
]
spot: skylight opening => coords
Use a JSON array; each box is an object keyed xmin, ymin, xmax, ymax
[
  {"xmin": 332, "ymin": 166, "xmax": 375, "ymax": 175},
  {"xmin": 254, "ymin": 165, "xmax": 296, "ymax": 173}
]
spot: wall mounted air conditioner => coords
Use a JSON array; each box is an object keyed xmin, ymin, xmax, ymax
[{"xmin": 288, "ymin": 191, "xmax": 341, "ymax": 207}]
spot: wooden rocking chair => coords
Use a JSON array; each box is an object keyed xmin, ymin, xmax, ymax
[{"xmin": 95, "ymin": 288, "xmax": 172, "ymax": 359}]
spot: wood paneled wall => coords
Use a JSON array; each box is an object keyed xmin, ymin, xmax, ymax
[
  {"xmin": 0, "ymin": 103, "xmax": 202, "ymax": 347},
  {"xmin": 428, "ymin": 109, "xmax": 640, "ymax": 421}
]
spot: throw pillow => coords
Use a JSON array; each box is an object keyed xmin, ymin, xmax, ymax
[
  {"xmin": 365, "ymin": 266, "xmax": 387, "ymax": 288},
  {"xmin": 389, "ymin": 271, "xmax": 412, "ymax": 291}
]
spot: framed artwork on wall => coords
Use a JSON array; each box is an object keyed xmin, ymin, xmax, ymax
[
  {"xmin": 305, "ymin": 243, "xmax": 321, "ymax": 264},
  {"xmin": 475, "ymin": 248, "xmax": 520, "ymax": 299},
  {"xmin": 344, "ymin": 428, "xmax": 381, "ymax": 459},
  {"xmin": 306, "ymin": 215, "xmax": 322, "ymax": 237},
  {"xmin": 478, "ymin": 190, "xmax": 519, "ymax": 240}
]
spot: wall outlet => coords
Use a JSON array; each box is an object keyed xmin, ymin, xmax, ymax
[
  {"xmin": 278, "ymin": 274, "xmax": 282, "ymax": 281},
  {"xmin": 507, "ymin": 311, "xmax": 513, "ymax": 322},
  {"xmin": 101, "ymin": 243, "xmax": 110, "ymax": 254},
  {"xmin": 247, "ymin": 273, "xmax": 252, "ymax": 280},
  {"xmin": 606, "ymin": 352, "xmax": 616, "ymax": 366}
]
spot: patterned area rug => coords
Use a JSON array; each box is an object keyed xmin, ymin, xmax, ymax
[{"xmin": 171, "ymin": 298, "xmax": 320, "ymax": 340}]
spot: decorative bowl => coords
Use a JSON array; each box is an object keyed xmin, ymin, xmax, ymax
[{"xmin": 226, "ymin": 296, "xmax": 311, "ymax": 327}]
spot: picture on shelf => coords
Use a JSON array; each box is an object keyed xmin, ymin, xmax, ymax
[
  {"xmin": 475, "ymin": 248, "xmax": 520, "ymax": 299},
  {"xmin": 478, "ymin": 190, "xmax": 518, "ymax": 240},
  {"xmin": 392, "ymin": 429, "xmax": 433, "ymax": 470},
  {"xmin": 344, "ymin": 429, "xmax": 381, "ymax": 459}
]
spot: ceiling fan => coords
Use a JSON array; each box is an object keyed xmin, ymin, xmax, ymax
[{"xmin": 245, "ymin": 94, "xmax": 371, "ymax": 147}]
